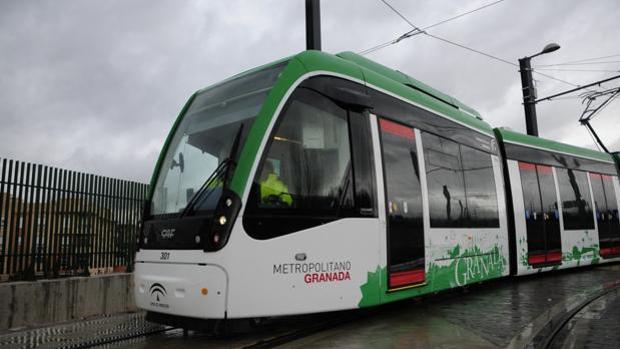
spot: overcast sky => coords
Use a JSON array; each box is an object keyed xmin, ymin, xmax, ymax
[{"xmin": 1, "ymin": 0, "xmax": 619, "ymax": 183}]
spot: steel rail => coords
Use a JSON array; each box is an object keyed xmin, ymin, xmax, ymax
[
  {"xmin": 62, "ymin": 326, "xmax": 179, "ymax": 349},
  {"xmin": 535, "ymin": 282, "xmax": 620, "ymax": 349}
]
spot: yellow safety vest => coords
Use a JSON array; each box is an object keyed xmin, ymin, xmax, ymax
[{"xmin": 260, "ymin": 173, "xmax": 293, "ymax": 206}]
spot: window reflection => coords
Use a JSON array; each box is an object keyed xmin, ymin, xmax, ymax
[
  {"xmin": 244, "ymin": 88, "xmax": 352, "ymax": 239},
  {"xmin": 557, "ymin": 168, "xmax": 594, "ymax": 230},
  {"xmin": 422, "ymin": 132, "xmax": 499, "ymax": 228}
]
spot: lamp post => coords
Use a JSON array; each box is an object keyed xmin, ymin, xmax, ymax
[
  {"xmin": 519, "ymin": 43, "xmax": 561, "ymax": 136},
  {"xmin": 306, "ymin": 0, "xmax": 321, "ymax": 50}
]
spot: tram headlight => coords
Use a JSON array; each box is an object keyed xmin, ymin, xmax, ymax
[
  {"xmin": 218, "ymin": 215, "xmax": 227, "ymax": 226},
  {"xmin": 195, "ymin": 235, "xmax": 201, "ymax": 244},
  {"xmin": 205, "ymin": 189, "xmax": 241, "ymax": 252},
  {"xmin": 143, "ymin": 236, "xmax": 148, "ymax": 245}
]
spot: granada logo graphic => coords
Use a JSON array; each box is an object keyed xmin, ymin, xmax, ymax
[
  {"xmin": 149, "ymin": 283, "xmax": 170, "ymax": 308},
  {"xmin": 160, "ymin": 228, "xmax": 176, "ymax": 239}
]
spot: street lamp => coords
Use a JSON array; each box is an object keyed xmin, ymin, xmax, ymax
[{"xmin": 519, "ymin": 43, "xmax": 561, "ymax": 136}]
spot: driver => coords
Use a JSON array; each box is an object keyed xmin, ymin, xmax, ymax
[{"xmin": 259, "ymin": 160, "xmax": 293, "ymax": 206}]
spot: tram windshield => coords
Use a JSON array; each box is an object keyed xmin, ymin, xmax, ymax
[{"xmin": 150, "ymin": 62, "xmax": 287, "ymax": 216}]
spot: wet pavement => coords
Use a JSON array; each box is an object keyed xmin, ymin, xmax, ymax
[
  {"xmin": 0, "ymin": 313, "xmax": 164, "ymax": 349},
  {"xmin": 278, "ymin": 264, "xmax": 620, "ymax": 349},
  {"xmin": 550, "ymin": 286, "xmax": 620, "ymax": 349},
  {"xmin": 1, "ymin": 264, "xmax": 619, "ymax": 348}
]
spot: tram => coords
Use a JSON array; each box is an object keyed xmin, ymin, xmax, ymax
[{"xmin": 133, "ymin": 50, "xmax": 620, "ymax": 326}]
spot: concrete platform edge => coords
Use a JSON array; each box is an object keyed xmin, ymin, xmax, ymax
[{"xmin": 0, "ymin": 273, "xmax": 136, "ymax": 331}]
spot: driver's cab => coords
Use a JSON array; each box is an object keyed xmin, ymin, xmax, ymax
[{"xmin": 242, "ymin": 75, "xmax": 377, "ymax": 240}]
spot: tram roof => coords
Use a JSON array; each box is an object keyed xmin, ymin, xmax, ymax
[
  {"xmin": 290, "ymin": 50, "xmax": 494, "ymax": 135},
  {"xmin": 335, "ymin": 52, "xmax": 482, "ymax": 119},
  {"xmin": 194, "ymin": 50, "xmax": 492, "ymax": 134},
  {"xmin": 494, "ymin": 127, "xmax": 615, "ymax": 163}
]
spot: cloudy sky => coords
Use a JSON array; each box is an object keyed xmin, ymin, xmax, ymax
[{"xmin": 1, "ymin": 0, "xmax": 619, "ymax": 183}]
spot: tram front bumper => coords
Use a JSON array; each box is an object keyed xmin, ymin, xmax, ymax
[{"xmin": 134, "ymin": 262, "xmax": 227, "ymax": 319}]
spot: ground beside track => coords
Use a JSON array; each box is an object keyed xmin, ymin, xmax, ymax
[{"xmin": 1, "ymin": 264, "xmax": 619, "ymax": 348}]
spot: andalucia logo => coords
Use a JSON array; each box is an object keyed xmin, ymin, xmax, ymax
[{"xmin": 149, "ymin": 283, "xmax": 167, "ymax": 302}]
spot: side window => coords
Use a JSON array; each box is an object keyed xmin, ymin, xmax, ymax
[
  {"xmin": 421, "ymin": 132, "xmax": 499, "ymax": 228},
  {"xmin": 460, "ymin": 144, "xmax": 499, "ymax": 227},
  {"xmin": 590, "ymin": 173, "xmax": 606, "ymax": 218},
  {"xmin": 349, "ymin": 112, "xmax": 377, "ymax": 214},
  {"xmin": 590, "ymin": 173, "xmax": 609, "ymax": 240},
  {"xmin": 519, "ymin": 162, "xmax": 543, "ymax": 224},
  {"xmin": 244, "ymin": 88, "xmax": 353, "ymax": 239},
  {"xmin": 422, "ymin": 133, "xmax": 466, "ymax": 227},
  {"xmin": 556, "ymin": 168, "xmax": 594, "ymax": 230},
  {"xmin": 602, "ymin": 175, "xmax": 619, "ymax": 230}
]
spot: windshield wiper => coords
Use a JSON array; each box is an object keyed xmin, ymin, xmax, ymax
[
  {"xmin": 180, "ymin": 124, "xmax": 244, "ymax": 217},
  {"xmin": 180, "ymin": 159, "xmax": 232, "ymax": 217}
]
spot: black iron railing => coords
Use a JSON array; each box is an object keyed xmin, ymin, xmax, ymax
[{"xmin": 0, "ymin": 157, "xmax": 148, "ymax": 281}]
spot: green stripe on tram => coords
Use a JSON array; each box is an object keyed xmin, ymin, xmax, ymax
[
  {"xmin": 146, "ymin": 93, "xmax": 197, "ymax": 201},
  {"xmin": 495, "ymin": 127, "xmax": 614, "ymax": 163},
  {"xmin": 229, "ymin": 58, "xmax": 308, "ymax": 196}
]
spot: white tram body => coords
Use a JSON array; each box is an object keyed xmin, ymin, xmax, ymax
[{"xmin": 133, "ymin": 51, "xmax": 620, "ymax": 324}]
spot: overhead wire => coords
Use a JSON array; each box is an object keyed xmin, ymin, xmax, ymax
[
  {"xmin": 378, "ymin": 0, "xmax": 424, "ymax": 32},
  {"xmin": 359, "ymin": 0, "xmax": 507, "ymax": 55},
  {"xmin": 422, "ymin": 32, "xmax": 514, "ymax": 66},
  {"xmin": 531, "ymin": 71, "xmax": 583, "ymax": 88},
  {"xmin": 545, "ymin": 96, "xmax": 581, "ymax": 100},
  {"xmin": 535, "ymin": 60, "xmax": 620, "ymax": 67},
  {"xmin": 422, "ymin": 0, "xmax": 507, "ymax": 31},
  {"xmin": 534, "ymin": 68, "xmax": 620, "ymax": 73},
  {"xmin": 536, "ymin": 54, "xmax": 620, "ymax": 66},
  {"xmin": 371, "ymin": 0, "xmax": 593, "ymax": 90},
  {"xmin": 559, "ymin": 54, "xmax": 620, "ymax": 64}
]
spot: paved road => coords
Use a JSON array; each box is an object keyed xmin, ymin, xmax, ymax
[
  {"xmin": 550, "ymin": 285, "xmax": 620, "ymax": 349},
  {"xmin": 278, "ymin": 264, "xmax": 620, "ymax": 348},
  {"xmin": 1, "ymin": 264, "xmax": 619, "ymax": 348}
]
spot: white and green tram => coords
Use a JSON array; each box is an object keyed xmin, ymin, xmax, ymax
[{"xmin": 133, "ymin": 51, "xmax": 620, "ymax": 328}]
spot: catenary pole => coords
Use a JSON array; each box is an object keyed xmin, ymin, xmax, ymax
[{"xmin": 306, "ymin": 0, "xmax": 321, "ymax": 50}]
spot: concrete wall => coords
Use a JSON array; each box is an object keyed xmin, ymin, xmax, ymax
[{"xmin": 0, "ymin": 273, "xmax": 136, "ymax": 331}]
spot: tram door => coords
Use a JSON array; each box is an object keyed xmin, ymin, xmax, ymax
[
  {"xmin": 378, "ymin": 118, "xmax": 425, "ymax": 289},
  {"xmin": 519, "ymin": 162, "xmax": 562, "ymax": 266},
  {"xmin": 590, "ymin": 173, "xmax": 620, "ymax": 257}
]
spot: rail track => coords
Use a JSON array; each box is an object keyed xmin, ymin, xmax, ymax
[{"xmin": 530, "ymin": 281, "xmax": 620, "ymax": 349}]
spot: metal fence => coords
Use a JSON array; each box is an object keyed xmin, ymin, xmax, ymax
[{"xmin": 0, "ymin": 157, "xmax": 148, "ymax": 282}]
